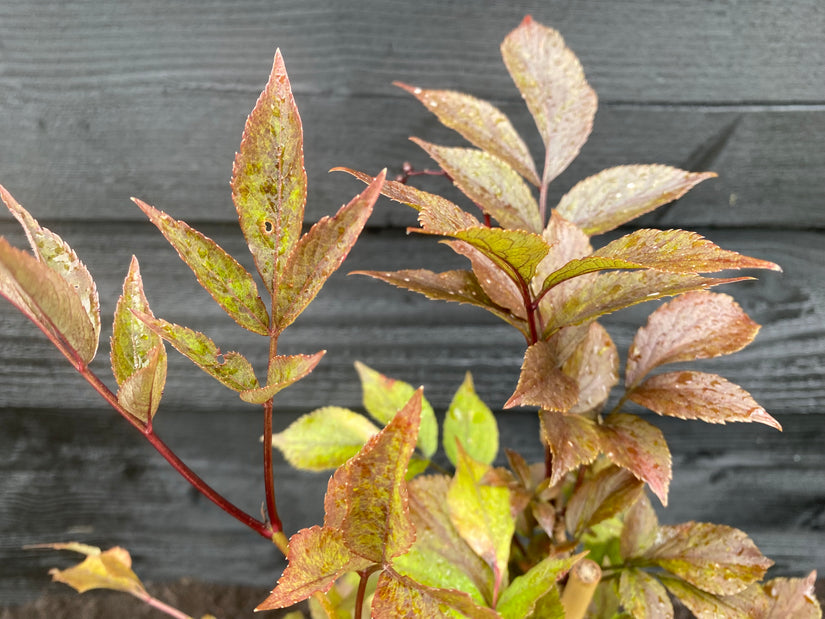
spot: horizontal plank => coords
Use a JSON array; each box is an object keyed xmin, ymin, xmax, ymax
[
  {"xmin": 1, "ymin": 0, "xmax": 822, "ymax": 104},
  {"xmin": 0, "ymin": 90, "xmax": 822, "ymax": 227},
  {"xmin": 0, "ymin": 407, "xmax": 822, "ymax": 605},
  {"xmin": 0, "ymin": 223, "xmax": 821, "ymax": 415}
]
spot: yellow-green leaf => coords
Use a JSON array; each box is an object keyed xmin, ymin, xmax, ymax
[
  {"xmin": 133, "ymin": 312, "xmax": 258, "ymax": 393},
  {"xmin": 372, "ymin": 570, "xmax": 500, "ymax": 619},
  {"xmin": 271, "ymin": 407, "xmax": 380, "ymax": 471},
  {"xmin": 0, "ymin": 237, "xmax": 97, "ymax": 364},
  {"xmin": 443, "ymin": 372, "xmax": 499, "ymax": 467},
  {"xmin": 555, "ymin": 165, "xmax": 716, "ymax": 235},
  {"xmin": 501, "ymin": 16, "xmax": 597, "ymax": 187},
  {"xmin": 618, "ymin": 569, "xmax": 674, "ymax": 619},
  {"xmin": 496, "ymin": 553, "xmax": 583, "ymax": 619},
  {"xmin": 392, "ymin": 545, "xmax": 487, "ymax": 605},
  {"xmin": 240, "ymin": 350, "xmax": 325, "ymax": 404},
  {"xmin": 397, "ymin": 82, "xmax": 540, "ymax": 186},
  {"xmin": 35, "ymin": 543, "xmax": 146, "ymax": 597},
  {"xmin": 232, "ymin": 50, "xmax": 307, "ymax": 293},
  {"xmin": 355, "ymin": 361, "xmax": 437, "ymax": 458},
  {"xmin": 132, "ymin": 198, "xmax": 269, "ymax": 335},
  {"xmin": 413, "ymin": 139, "xmax": 541, "ymax": 232},
  {"xmin": 2, "ymin": 185, "xmax": 100, "ymax": 357},
  {"xmin": 451, "ymin": 226, "xmax": 550, "ymax": 283},
  {"xmin": 275, "ymin": 171, "xmax": 384, "ymax": 332},
  {"xmin": 660, "ymin": 575, "xmax": 767, "ymax": 619}
]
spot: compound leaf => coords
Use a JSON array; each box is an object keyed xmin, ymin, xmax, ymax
[
  {"xmin": 132, "ymin": 198, "xmax": 269, "ymax": 335},
  {"xmin": 630, "ymin": 371, "xmax": 781, "ymax": 430},
  {"xmin": 240, "ymin": 350, "xmax": 326, "ymax": 404},
  {"xmin": 443, "ymin": 372, "xmax": 499, "ymax": 466},
  {"xmin": 501, "ymin": 16, "xmax": 597, "ymax": 187},
  {"xmin": 232, "ymin": 50, "xmax": 306, "ymax": 293},
  {"xmin": 555, "ymin": 165, "xmax": 716, "ymax": 235},
  {"xmin": 271, "ymin": 407, "xmax": 379, "ymax": 471}
]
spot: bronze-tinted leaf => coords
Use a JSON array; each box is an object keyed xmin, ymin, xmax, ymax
[
  {"xmin": 116, "ymin": 345, "xmax": 166, "ymax": 423},
  {"xmin": 600, "ymin": 413, "xmax": 672, "ymax": 506},
  {"xmin": 0, "ymin": 237, "xmax": 97, "ymax": 364},
  {"xmin": 565, "ymin": 466, "xmax": 644, "ymax": 536},
  {"xmin": 132, "ymin": 198, "xmax": 270, "ymax": 335},
  {"xmin": 562, "ymin": 322, "xmax": 618, "ymax": 415},
  {"xmin": 232, "ymin": 50, "xmax": 306, "ymax": 293},
  {"xmin": 505, "ymin": 341, "xmax": 578, "ymax": 411},
  {"xmin": 540, "ymin": 410, "xmax": 602, "ymax": 487},
  {"xmin": 451, "ymin": 226, "xmax": 550, "ymax": 283},
  {"xmin": 618, "ymin": 569, "xmax": 674, "ymax": 619},
  {"xmin": 763, "ymin": 571, "xmax": 822, "ymax": 619},
  {"xmin": 660, "ymin": 576, "xmax": 768, "ymax": 619},
  {"xmin": 630, "ymin": 371, "xmax": 781, "ymax": 430},
  {"xmin": 645, "ymin": 522, "xmax": 773, "ymax": 595},
  {"xmin": 412, "ymin": 139, "xmax": 541, "ymax": 232},
  {"xmin": 501, "ymin": 16, "xmax": 597, "ymax": 187},
  {"xmin": 620, "ymin": 494, "xmax": 659, "ymax": 559},
  {"xmin": 255, "ymin": 526, "xmax": 371, "ymax": 610},
  {"xmin": 543, "ymin": 270, "xmax": 749, "ymax": 338},
  {"xmin": 555, "ymin": 165, "xmax": 716, "ymax": 235},
  {"xmin": 133, "ymin": 312, "xmax": 259, "ymax": 393},
  {"xmin": 626, "ymin": 291, "xmax": 761, "ymax": 388},
  {"xmin": 275, "ymin": 171, "xmax": 384, "ymax": 331},
  {"xmin": 397, "ymin": 83, "xmax": 540, "ymax": 186},
  {"xmin": 2, "ymin": 185, "xmax": 101, "ymax": 356},
  {"xmin": 372, "ymin": 570, "xmax": 500, "ymax": 619},
  {"xmin": 240, "ymin": 350, "xmax": 325, "ymax": 404}
]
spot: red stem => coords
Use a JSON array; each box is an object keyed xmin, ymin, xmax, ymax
[
  {"xmin": 354, "ymin": 566, "xmax": 380, "ymax": 619},
  {"xmin": 263, "ymin": 399, "xmax": 283, "ymax": 532}
]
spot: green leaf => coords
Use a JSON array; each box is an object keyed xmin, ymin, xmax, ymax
[
  {"xmin": 501, "ymin": 16, "xmax": 597, "ymax": 187},
  {"xmin": 443, "ymin": 372, "xmax": 499, "ymax": 466},
  {"xmin": 232, "ymin": 49, "xmax": 307, "ymax": 293},
  {"xmin": 496, "ymin": 553, "xmax": 583, "ymax": 619},
  {"xmin": 132, "ymin": 198, "xmax": 269, "ymax": 335},
  {"xmin": 412, "ymin": 138, "xmax": 541, "ymax": 232},
  {"xmin": 275, "ymin": 171, "xmax": 384, "ymax": 331},
  {"xmin": 565, "ymin": 466, "xmax": 644, "ymax": 537},
  {"xmin": 255, "ymin": 526, "xmax": 372, "ymax": 611},
  {"xmin": 540, "ymin": 410, "xmax": 602, "ymax": 486},
  {"xmin": 447, "ymin": 444, "xmax": 515, "ymax": 596},
  {"xmin": 372, "ymin": 570, "xmax": 500, "ymax": 619},
  {"xmin": 762, "ymin": 571, "xmax": 822, "ymax": 619},
  {"xmin": 392, "ymin": 545, "xmax": 486, "ymax": 605},
  {"xmin": 645, "ymin": 522, "xmax": 773, "ymax": 595},
  {"xmin": 2, "ymin": 185, "xmax": 101, "ymax": 357},
  {"xmin": 397, "ymin": 83, "xmax": 540, "ymax": 186},
  {"xmin": 451, "ymin": 226, "xmax": 550, "ymax": 284},
  {"xmin": 543, "ymin": 270, "xmax": 750, "ymax": 338},
  {"xmin": 33, "ymin": 543, "xmax": 146, "ymax": 597},
  {"xmin": 556, "ymin": 165, "xmax": 718, "ymax": 235},
  {"xmin": 133, "ymin": 312, "xmax": 259, "ymax": 392},
  {"xmin": 337, "ymin": 391, "xmax": 423, "ymax": 562},
  {"xmin": 630, "ymin": 371, "xmax": 781, "ymax": 430},
  {"xmin": 0, "ymin": 237, "xmax": 97, "ymax": 364},
  {"xmin": 240, "ymin": 350, "xmax": 326, "ymax": 404},
  {"xmin": 505, "ymin": 342, "xmax": 578, "ymax": 411},
  {"xmin": 618, "ymin": 569, "xmax": 674, "ymax": 619},
  {"xmin": 355, "ymin": 361, "xmax": 437, "ymax": 458},
  {"xmin": 271, "ymin": 406, "xmax": 379, "ymax": 471},
  {"xmin": 626, "ymin": 291, "xmax": 762, "ymax": 388},
  {"xmin": 600, "ymin": 413, "xmax": 672, "ymax": 506}
]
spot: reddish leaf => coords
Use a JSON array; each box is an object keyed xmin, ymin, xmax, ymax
[
  {"xmin": 232, "ymin": 50, "xmax": 306, "ymax": 293},
  {"xmin": 625, "ymin": 291, "xmax": 762, "ymax": 388},
  {"xmin": 116, "ymin": 345, "xmax": 166, "ymax": 423},
  {"xmin": 620, "ymin": 494, "xmax": 659, "ymax": 559},
  {"xmin": 645, "ymin": 522, "xmax": 773, "ymax": 595},
  {"xmin": 397, "ymin": 82, "xmax": 540, "ymax": 186},
  {"xmin": 255, "ymin": 526, "xmax": 371, "ymax": 610},
  {"xmin": 505, "ymin": 341, "xmax": 578, "ymax": 411},
  {"xmin": 412, "ymin": 138, "xmax": 541, "ymax": 232},
  {"xmin": 2, "ymin": 185, "xmax": 101, "ymax": 354},
  {"xmin": 543, "ymin": 270, "xmax": 750, "ymax": 338},
  {"xmin": 540, "ymin": 410, "xmax": 602, "ymax": 486},
  {"xmin": 239, "ymin": 350, "xmax": 325, "ymax": 404},
  {"xmin": 565, "ymin": 466, "xmax": 644, "ymax": 536},
  {"xmin": 562, "ymin": 322, "xmax": 618, "ymax": 415},
  {"xmin": 763, "ymin": 571, "xmax": 822, "ymax": 619},
  {"xmin": 0, "ymin": 237, "xmax": 97, "ymax": 364},
  {"xmin": 372, "ymin": 570, "xmax": 500, "ymax": 619},
  {"xmin": 630, "ymin": 371, "xmax": 781, "ymax": 430},
  {"xmin": 133, "ymin": 312, "xmax": 258, "ymax": 393},
  {"xmin": 618, "ymin": 569, "xmax": 674, "ymax": 619},
  {"xmin": 555, "ymin": 165, "xmax": 716, "ymax": 235},
  {"xmin": 600, "ymin": 413, "xmax": 672, "ymax": 506},
  {"xmin": 338, "ymin": 390, "xmax": 422, "ymax": 562},
  {"xmin": 275, "ymin": 171, "xmax": 384, "ymax": 331},
  {"xmin": 501, "ymin": 16, "xmax": 597, "ymax": 187},
  {"xmin": 450, "ymin": 226, "xmax": 550, "ymax": 283}
]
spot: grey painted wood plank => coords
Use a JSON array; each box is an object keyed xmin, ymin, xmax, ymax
[
  {"xmin": 0, "ymin": 223, "xmax": 821, "ymax": 414},
  {"xmin": 1, "ymin": 0, "xmax": 822, "ymax": 103},
  {"xmin": 0, "ymin": 91, "xmax": 822, "ymax": 227},
  {"xmin": 0, "ymin": 408, "xmax": 822, "ymax": 605}
]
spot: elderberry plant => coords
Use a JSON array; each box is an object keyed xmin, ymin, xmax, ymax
[{"xmin": 0, "ymin": 15, "xmax": 820, "ymax": 619}]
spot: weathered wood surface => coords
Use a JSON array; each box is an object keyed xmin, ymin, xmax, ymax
[{"xmin": 1, "ymin": 0, "xmax": 823, "ymax": 608}]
